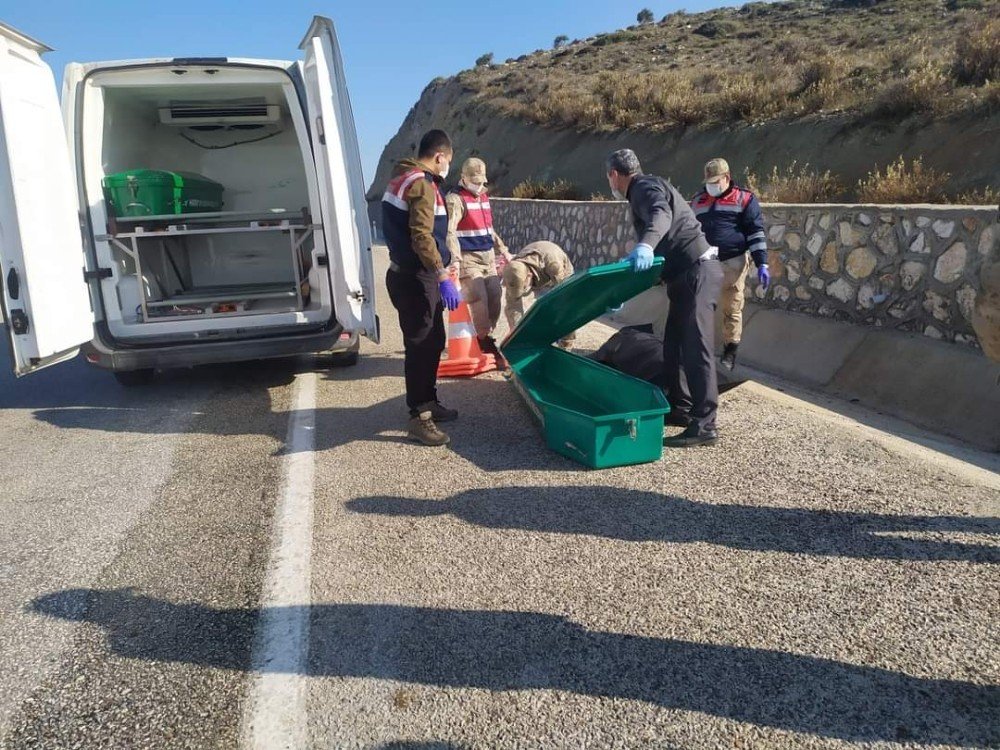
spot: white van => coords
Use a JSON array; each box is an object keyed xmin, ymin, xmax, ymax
[{"xmin": 0, "ymin": 16, "xmax": 378, "ymax": 385}]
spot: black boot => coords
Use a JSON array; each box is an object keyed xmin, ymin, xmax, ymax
[
  {"xmin": 664, "ymin": 426, "xmax": 719, "ymax": 448},
  {"xmin": 479, "ymin": 335, "xmax": 508, "ymax": 370},
  {"xmin": 720, "ymin": 342, "xmax": 739, "ymax": 371}
]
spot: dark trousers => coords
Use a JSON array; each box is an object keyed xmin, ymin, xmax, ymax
[
  {"xmin": 662, "ymin": 259, "xmax": 724, "ymax": 434},
  {"xmin": 386, "ymin": 267, "xmax": 445, "ymax": 415}
]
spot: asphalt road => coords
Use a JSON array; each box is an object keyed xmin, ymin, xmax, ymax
[{"xmin": 0, "ymin": 248, "xmax": 997, "ymax": 749}]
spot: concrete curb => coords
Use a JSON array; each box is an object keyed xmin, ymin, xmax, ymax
[{"xmin": 734, "ymin": 304, "xmax": 1000, "ymax": 452}]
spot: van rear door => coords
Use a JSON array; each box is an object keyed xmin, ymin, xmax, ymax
[
  {"xmin": 0, "ymin": 23, "xmax": 94, "ymax": 376},
  {"xmin": 300, "ymin": 16, "xmax": 379, "ymax": 344}
]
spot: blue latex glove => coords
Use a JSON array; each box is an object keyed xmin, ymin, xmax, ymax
[
  {"xmin": 439, "ymin": 278, "xmax": 462, "ymax": 311},
  {"xmin": 757, "ymin": 264, "xmax": 771, "ymax": 289},
  {"xmin": 625, "ymin": 243, "xmax": 655, "ymax": 273}
]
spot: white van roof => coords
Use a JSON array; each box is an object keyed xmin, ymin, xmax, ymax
[
  {"xmin": 0, "ymin": 20, "xmax": 52, "ymax": 52},
  {"xmin": 74, "ymin": 58, "xmax": 297, "ymax": 75}
]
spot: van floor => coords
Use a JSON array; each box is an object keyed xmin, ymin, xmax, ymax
[{"xmin": 0, "ymin": 248, "xmax": 996, "ymax": 748}]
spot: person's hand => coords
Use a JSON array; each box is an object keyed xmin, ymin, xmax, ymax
[
  {"xmin": 625, "ymin": 244, "xmax": 654, "ymax": 273},
  {"xmin": 439, "ymin": 278, "xmax": 462, "ymax": 311},
  {"xmin": 757, "ymin": 264, "xmax": 771, "ymax": 289}
]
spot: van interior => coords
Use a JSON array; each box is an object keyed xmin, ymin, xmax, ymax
[{"xmin": 79, "ymin": 64, "xmax": 334, "ymax": 342}]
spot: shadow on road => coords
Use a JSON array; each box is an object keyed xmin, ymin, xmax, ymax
[
  {"xmin": 346, "ymin": 486, "xmax": 1000, "ymax": 564},
  {"xmin": 29, "ymin": 589, "xmax": 999, "ymax": 746},
  {"xmin": 15, "ymin": 351, "xmax": 581, "ymax": 471}
]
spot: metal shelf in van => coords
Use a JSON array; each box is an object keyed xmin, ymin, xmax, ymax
[
  {"xmin": 97, "ymin": 211, "xmax": 315, "ymax": 324},
  {"xmin": 147, "ymin": 284, "xmax": 298, "ymax": 307}
]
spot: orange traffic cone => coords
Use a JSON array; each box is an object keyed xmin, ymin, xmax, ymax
[{"xmin": 438, "ymin": 269, "xmax": 497, "ymax": 377}]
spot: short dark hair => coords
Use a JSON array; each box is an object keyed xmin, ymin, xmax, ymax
[
  {"xmin": 418, "ymin": 129, "xmax": 453, "ymax": 158},
  {"xmin": 606, "ymin": 148, "xmax": 642, "ymax": 176}
]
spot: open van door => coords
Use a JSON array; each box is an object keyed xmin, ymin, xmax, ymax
[
  {"xmin": 300, "ymin": 16, "xmax": 379, "ymax": 344},
  {"xmin": 0, "ymin": 23, "xmax": 93, "ymax": 376}
]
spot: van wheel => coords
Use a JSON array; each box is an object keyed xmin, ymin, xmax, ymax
[{"xmin": 113, "ymin": 369, "xmax": 155, "ymax": 387}]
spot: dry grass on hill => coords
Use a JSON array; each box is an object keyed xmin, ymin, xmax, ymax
[{"xmin": 458, "ymin": 0, "xmax": 1000, "ymax": 132}]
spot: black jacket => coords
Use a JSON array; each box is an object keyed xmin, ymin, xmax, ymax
[{"xmin": 626, "ymin": 174, "xmax": 711, "ymax": 281}]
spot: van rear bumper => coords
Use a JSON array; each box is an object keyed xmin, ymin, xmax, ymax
[{"xmin": 83, "ymin": 329, "xmax": 354, "ymax": 371}]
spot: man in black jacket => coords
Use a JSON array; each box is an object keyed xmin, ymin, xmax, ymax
[{"xmin": 606, "ymin": 149, "xmax": 723, "ymax": 447}]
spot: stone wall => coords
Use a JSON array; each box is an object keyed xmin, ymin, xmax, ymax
[{"xmin": 492, "ymin": 198, "xmax": 999, "ymax": 352}]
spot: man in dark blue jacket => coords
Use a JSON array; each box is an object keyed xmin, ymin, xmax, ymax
[
  {"xmin": 382, "ymin": 130, "xmax": 462, "ymax": 446},
  {"xmin": 607, "ymin": 149, "xmax": 723, "ymax": 447},
  {"xmin": 691, "ymin": 158, "xmax": 770, "ymax": 370}
]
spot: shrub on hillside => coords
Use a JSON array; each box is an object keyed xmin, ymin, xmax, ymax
[
  {"xmin": 713, "ymin": 70, "xmax": 789, "ymax": 122},
  {"xmin": 475, "ymin": 53, "xmax": 494, "ymax": 67},
  {"xmin": 554, "ymin": 35, "xmax": 569, "ymax": 49},
  {"xmin": 511, "ymin": 178, "xmax": 585, "ymax": 200},
  {"xmin": 694, "ymin": 21, "xmax": 736, "ymax": 38},
  {"xmin": 637, "ymin": 8, "xmax": 655, "ymax": 24},
  {"xmin": 868, "ymin": 63, "xmax": 948, "ymax": 119},
  {"xmin": 744, "ymin": 163, "xmax": 847, "ymax": 202},
  {"xmin": 856, "ymin": 157, "xmax": 950, "ymax": 203},
  {"xmin": 591, "ymin": 71, "xmax": 712, "ymax": 128},
  {"xmin": 797, "ymin": 55, "xmax": 846, "ymax": 92},
  {"xmin": 792, "ymin": 56, "xmax": 849, "ymax": 113},
  {"xmin": 953, "ymin": 17, "xmax": 1000, "ymax": 86}
]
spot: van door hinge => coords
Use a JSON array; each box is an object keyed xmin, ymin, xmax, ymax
[
  {"xmin": 315, "ymin": 116, "xmax": 326, "ymax": 146},
  {"xmin": 350, "ymin": 290, "xmax": 367, "ymax": 302},
  {"xmin": 84, "ymin": 268, "xmax": 113, "ymax": 282},
  {"xmin": 10, "ymin": 310, "xmax": 29, "ymax": 335},
  {"xmin": 316, "ymin": 255, "xmax": 329, "ymax": 267}
]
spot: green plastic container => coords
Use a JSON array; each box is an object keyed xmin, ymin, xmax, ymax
[
  {"xmin": 501, "ymin": 258, "xmax": 671, "ymax": 469},
  {"xmin": 102, "ymin": 170, "xmax": 224, "ymax": 218}
]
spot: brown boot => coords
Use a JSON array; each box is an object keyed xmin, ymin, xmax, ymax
[{"xmin": 407, "ymin": 410, "xmax": 450, "ymax": 446}]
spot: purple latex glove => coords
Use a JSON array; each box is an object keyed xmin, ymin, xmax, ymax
[
  {"xmin": 758, "ymin": 264, "xmax": 771, "ymax": 289},
  {"xmin": 439, "ymin": 278, "xmax": 462, "ymax": 311}
]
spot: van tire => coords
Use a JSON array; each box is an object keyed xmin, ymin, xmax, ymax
[{"xmin": 113, "ymin": 369, "xmax": 155, "ymax": 387}]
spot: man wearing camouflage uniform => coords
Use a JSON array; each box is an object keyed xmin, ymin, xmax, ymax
[{"xmin": 503, "ymin": 240, "xmax": 576, "ymax": 349}]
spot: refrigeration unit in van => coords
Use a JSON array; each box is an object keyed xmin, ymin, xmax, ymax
[{"xmin": 0, "ymin": 17, "xmax": 378, "ymax": 385}]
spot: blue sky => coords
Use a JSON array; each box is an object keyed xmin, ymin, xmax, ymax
[{"xmin": 5, "ymin": 1, "xmax": 726, "ymax": 189}]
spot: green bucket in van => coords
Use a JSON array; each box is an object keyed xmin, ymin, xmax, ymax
[
  {"xmin": 500, "ymin": 258, "xmax": 671, "ymax": 469},
  {"xmin": 102, "ymin": 170, "xmax": 224, "ymax": 218}
]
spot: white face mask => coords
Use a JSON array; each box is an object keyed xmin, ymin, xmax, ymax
[
  {"xmin": 464, "ymin": 180, "xmax": 485, "ymax": 196},
  {"xmin": 611, "ymin": 188, "xmax": 625, "ymax": 201},
  {"xmin": 439, "ymin": 162, "xmax": 450, "ymax": 180},
  {"xmin": 706, "ymin": 182, "xmax": 725, "ymax": 198}
]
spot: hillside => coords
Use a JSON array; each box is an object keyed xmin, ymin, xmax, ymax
[{"xmin": 369, "ymin": 0, "xmax": 999, "ymax": 203}]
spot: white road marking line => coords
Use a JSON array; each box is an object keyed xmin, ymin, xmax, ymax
[{"xmin": 241, "ymin": 371, "xmax": 318, "ymax": 750}]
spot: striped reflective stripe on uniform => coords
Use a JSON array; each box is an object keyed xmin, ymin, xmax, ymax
[
  {"xmin": 748, "ymin": 228, "xmax": 767, "ymax": 251},
  {"xmin": 382, "ymin": 171, "xmax": 430, "ymax": 213},
  {"xmin": 455, "ymin": 228, "xmax": 492, "ymax": 238},
  {"xmin": 382, "ymin": 192, "xmax": 408, "ymax": 211}
]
